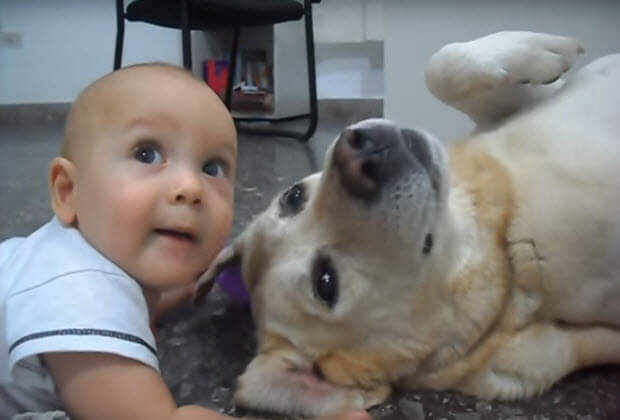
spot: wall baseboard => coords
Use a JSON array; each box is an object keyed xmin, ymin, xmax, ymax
[
  {"xmin": 0, "ymin": 99, "xmax": 383, "ymax": 130},
  {"xmin": 317, "ymin": 98, "xmax": 383, "ymax": 125},
  {"xmin": 0, "ymin": 103, "xmax": 71, "ymax": 129}
]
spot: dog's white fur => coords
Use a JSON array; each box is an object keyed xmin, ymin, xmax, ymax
[{"xmin": 196, "ymin": 31, "xmax": 620, "ymax": 417}]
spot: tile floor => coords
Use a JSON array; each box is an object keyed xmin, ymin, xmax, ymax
[{"xmin": 1, "ymin": 103, "xmax": 619, "ymax": 420}]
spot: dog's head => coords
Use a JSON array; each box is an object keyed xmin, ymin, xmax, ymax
[{"xmin": 196, "ymin": 119, "xmax": 455, "ymax": 415}]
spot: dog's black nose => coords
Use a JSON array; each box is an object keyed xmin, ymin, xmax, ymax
[{"xmin": 333, "ymin": 125, "xmax": 402, "ymax": 200}]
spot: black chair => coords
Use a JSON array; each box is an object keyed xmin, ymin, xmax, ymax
[{"xmin": 114, "ymin": 0, "xmax": 319, "ymax": 142}]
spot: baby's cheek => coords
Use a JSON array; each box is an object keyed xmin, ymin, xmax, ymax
[
  {"xmin": 105, "ymin": 187, "xmax": 154, "ymax": 260},
  {"xmin": 204, "ymin": 199, "xmax": 234, "ymax": 263}
]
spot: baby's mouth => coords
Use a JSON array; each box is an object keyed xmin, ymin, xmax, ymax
[{"xmin": 154, "ymin": 228, "xmax": 197, "ymax": 243}]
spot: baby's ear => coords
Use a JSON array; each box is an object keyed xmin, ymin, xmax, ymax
[
  {"xmin": 49, "ymin": 157, "xmax": 78, "ymax": 226},
  {"xmin": 193, "ymin": 239, "xmax": 244, "ymax": 305}
]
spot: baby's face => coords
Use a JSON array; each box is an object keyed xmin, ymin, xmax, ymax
[{"xmin": 72, "ymin": 68, "xmax": 237, "ymax": 291}]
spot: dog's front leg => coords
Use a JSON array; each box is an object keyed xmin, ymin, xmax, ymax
[
  {"xmin": 234, "ymin": 351, "xmax": 390, "ymax": 417},
  {"xmin": 455, "ymin": 322, "xmax": 620, "ymax": 400},
  {"xmin": 425, "ymin": 31, "xmax": 583, "ymax": 130}
]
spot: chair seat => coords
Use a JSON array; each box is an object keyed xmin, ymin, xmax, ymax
[{"xmin": 126, "ymin": 0, "xmax": 304, "ymax": 30}]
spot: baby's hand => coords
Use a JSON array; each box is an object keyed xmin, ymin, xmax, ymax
[{"xmin": 154, "ymin": 283, "xmax": 195, "ymax": 322}]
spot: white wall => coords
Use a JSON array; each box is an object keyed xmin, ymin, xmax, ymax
[
  {"xmin": 313, "ymin": 0, "xmax": 384, "ymax": 98},
  {"xmin": 384, "ymin": 0, "xmax": 620, "ymax": 142},
  {"xmin": 0, "ymin": 0, "xmax": 382, "ymax": 104},
  {"xmin": 0, "ymin": 0, "xmax": 182, "ymax": 104},
  {"xmin": 316, "ymin": 42, "xmax": 383, "ymax": 99}
]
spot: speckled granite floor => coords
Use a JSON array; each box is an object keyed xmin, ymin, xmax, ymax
[{"xmin": 1, "ymin": 103, "xmax": 619, "ymax": 420}]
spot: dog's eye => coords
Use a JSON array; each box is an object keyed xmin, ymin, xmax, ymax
[
  {"xmin": 279, "ymin": 183, "xmax": 306, "ymax": 217},
  {"xmin": 283, "ymin": 184, "xmax": 304, "ymax": 208},
  {"xmin": 313, "ymin": 256, "xmax": 338, "ymax": 309}
]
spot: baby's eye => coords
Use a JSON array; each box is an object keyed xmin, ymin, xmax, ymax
[
  {"xmin": 134, "ymin": 144, "xmax": 163, "ymax": 164},
  {"xmin": 202, "ymin": 160, "xmax": 226, "ymax": 178}
]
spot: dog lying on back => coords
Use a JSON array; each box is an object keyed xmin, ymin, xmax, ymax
[{"xmin": 195, "ymin": 31, "xmax": 620, "ymax": 417}]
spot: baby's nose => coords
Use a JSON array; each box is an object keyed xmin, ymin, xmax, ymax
[{"xmin": 170, "ymin": 170, "xmax": 203, "ymax": 206}]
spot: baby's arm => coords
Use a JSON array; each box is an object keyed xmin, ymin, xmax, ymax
[{"xmin": 44, "ymin": 352, "xmax": 229, "ymax": 420}]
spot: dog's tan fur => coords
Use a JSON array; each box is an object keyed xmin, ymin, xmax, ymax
[{"xmin": 195, "ymin": 32, "xmax": 620, "ymax": 416}]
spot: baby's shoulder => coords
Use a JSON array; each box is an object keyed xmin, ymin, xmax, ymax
[{"xmin": 2, "ymin": 218, "xmax": 128, "ymax": 297}]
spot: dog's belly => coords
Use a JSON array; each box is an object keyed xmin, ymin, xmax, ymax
[{"xmin": 482, "ymin": 60, "xmax": 620, "ymax": 326}]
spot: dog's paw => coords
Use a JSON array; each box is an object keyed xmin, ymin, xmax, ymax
[
  {"xmin": 485, "ymin": 31, "xmax": 584, "ymax": 85},
  {"xmin": 426, "ymin": 31, "xmax": 584, "ymax": 100},
  {"xmin": 234, "ymin": 373, "xmax": 368, "ymax": 417},
  {"xmin": 359, "ymin": 384, "xmax": 391, "ymax": 409},
  {"xmin": 233, "ymin": 352, "xmax": 378, "ymax": 417}
]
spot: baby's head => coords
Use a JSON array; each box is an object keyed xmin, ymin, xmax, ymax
[{"xmin": 49, "ymin": 63, "xmax": 237, "ymax": 292}]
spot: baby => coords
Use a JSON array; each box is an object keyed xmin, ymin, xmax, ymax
[{"xmin": 0, "ymin": 63, "xmax": 370, "ymax": 420}]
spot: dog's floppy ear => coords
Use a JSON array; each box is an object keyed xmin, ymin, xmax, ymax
[{"xmin": 193, "ymin": 238, "xmax": 244, "ymax": 305}]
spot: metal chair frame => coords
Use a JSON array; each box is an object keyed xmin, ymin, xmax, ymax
[{"xmin": 114, "ymin": 0, "xmax": 318, "ymax": 142}]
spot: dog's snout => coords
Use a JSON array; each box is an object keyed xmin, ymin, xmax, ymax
[{"xmin": 333, "ymin": 126, "xmax": 402, "ymax": 200}]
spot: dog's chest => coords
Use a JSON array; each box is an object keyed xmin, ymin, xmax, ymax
[{"xmin": 483, "ymin": 127, "xmax": 620, "ymax": 323}]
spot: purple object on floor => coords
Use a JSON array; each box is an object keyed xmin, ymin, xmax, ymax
[{"xmin": 216, "ymin": 266, "xmax": 250, "ymax": 302}]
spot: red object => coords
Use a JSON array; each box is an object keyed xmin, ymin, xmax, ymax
[{"xmin": 203, "ymin": 59, "xmax": 229, "ymax": 97}]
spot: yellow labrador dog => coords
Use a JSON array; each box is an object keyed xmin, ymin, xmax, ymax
[{"xmin": 196, "ymin": 31, "xmax": 620, "ymax": 416}]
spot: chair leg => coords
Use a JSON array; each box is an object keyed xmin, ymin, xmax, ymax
[
  {"xmin": 180, "ymin": 0, "xmax": 192, "ymax": 70},
  {"xmin": 225, "ymin": 27, "xmax": 240, "ymax": 110},
  {"xmin": 300, "ymin": 0, "xmax": 318, "ymax": 141},
  {"xmin": 114, "ymin": 0, "xmax": 125, "ymax": 70},
  {"xmin": 234, "ymin": 0, "xmax": 319, "ymax": 142}
]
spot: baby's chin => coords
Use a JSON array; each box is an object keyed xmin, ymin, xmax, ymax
[{"xmin": 130, "ymin": 263, "xmax": 202, "ymax": 292}]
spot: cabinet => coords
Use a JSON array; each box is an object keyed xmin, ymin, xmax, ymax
[{"xmin": 196, "ymin": 19, "xmax": 310, "ymax": 120}]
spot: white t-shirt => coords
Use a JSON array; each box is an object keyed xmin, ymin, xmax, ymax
[{"xmin": 0, "ymin": 218, "xmax": 159, "ymax": 418}]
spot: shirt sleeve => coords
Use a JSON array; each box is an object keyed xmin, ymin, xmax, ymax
[{"xmin": 5, "ymin": 269, "xmax": 159, "ymax": 380}]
